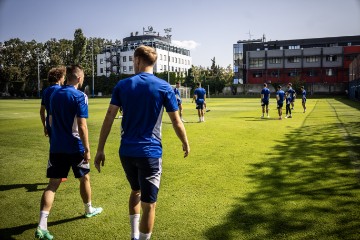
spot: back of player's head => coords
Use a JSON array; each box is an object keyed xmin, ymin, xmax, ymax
[
  {"xmin": 66, "ymin": 65, "xmax": 84, "ymax": 82},
  {"xmin": 277, "ymin": 85, "xmax": 282, "ymax": 89},
  {"xmin": 196, "ymin": 82, "xmax": 201, "ymax": 87},
  {"xmin": 48, "ymin": 66, "xmax": 66, "ymax": 83},
  {"xmin": 288, "ymin": 83, "xmax": 292, "ymax": 87},
  {"xmin": 134, "ymin": 45, "xmax": 157, "ymax": 66},
  {"xmin": 300, "ymin": 86, "xmax": 304, "ymax": 89},
  {"xmin": 176, "ymin": 81, "xmax": 180, "ymax": 85},
  {"xmin": 263, "ymin": 83, "xmax": 267, "ymax": 87}
]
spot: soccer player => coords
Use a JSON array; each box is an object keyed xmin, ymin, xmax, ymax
[
  {"xmin": 192, "ymin": 82, "xmax": 206, "ymax": 122},
  {"xmin": 301, "ymin": 86, "xmax": 307, "ymax": 113},
  {"xmin": 285, "ymin": 91, "xmax": 292, "ymax": 118},
  {"xmin": 276, "ymin": 85, "xmax": 285, "ymax": 120},
  {"xmin": 260, "ymin": 83, "xmax": 270, "ymax": 118},
  {"xmin": 174, "ymin": 81, "xmax": 186, "ymax": 122},
  {"xmin": 35, "ymin": 65, "xmax": 103, "ymax": 240},
  {"xmin": 94, "ymin": 45, "xmax": 190, "ymax": 240},
  {"xmin": 287, "ymin": 83, "xmax": 296, "ymax": 110},
  {"xmin": 40, "ymin": 66, "xmax": 66, "ymax": 138},
  {"xmin": 40, "ymin": 66, "xmax": 67, "ymax": 183}
]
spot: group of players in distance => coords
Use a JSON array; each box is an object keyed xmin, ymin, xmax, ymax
[{"xmin": 261, "ymin": 83, "xmax": 307, "ymax": 120}]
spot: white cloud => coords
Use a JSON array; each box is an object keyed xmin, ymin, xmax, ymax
[{"xmin": 172, "ymin": 40, "xmax": 200, "ymax": 50}]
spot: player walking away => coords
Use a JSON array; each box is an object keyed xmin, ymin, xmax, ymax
[
  {"xmin": 287, "ymin": 83, "xmax": 296, "ymax": 110},
  {"xmin": 39, "ymin": 66, "xmax": 67, "ymax": 182},
  {"xmin": 40, "ymin": 66, "xmax": 65, "ymax": 139},
  {"xmin": 192, "ymin": 82, "xmax": 206, "ymax": 122},
  {"xmin": 276, "ymin": 85, "xmax": 285, "ymax": 120},
  {"xmin": 285, "ymin": 91, "xmax": 292, "ymax": 118},
  {"xmin": 94, "ymin": 46, "xmax": 190, "ymax": 240},
  {"xmin": 174, "ymin": 81, "xmax": 186, "ymax": 122},
  {"xmin": 260, "ymin": 83, "xmax": 270, "ymax": 118},
  {"xmin": 35, "ymin": 65, "xmax": 103, "ymax": 240},
  {"xmin": 301, "ymin": 86, "xmax": 307, "ymax": 113}
]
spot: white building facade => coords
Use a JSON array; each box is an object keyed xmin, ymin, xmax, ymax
[{"xmin": 97, "ymin": 27, "xmax": 192, "ymax": 77}]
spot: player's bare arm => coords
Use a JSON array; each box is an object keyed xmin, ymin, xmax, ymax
[
  {"xmin": 94, "ymin": 104, "xmax": 119, "ymax": 172},
  {"xmin": 77, "ymin": 117, "xmax": 90, "ymax": 162},
  {"xmin": 167, "ymin": 111, "xmax": 190, "ymax": 158}
]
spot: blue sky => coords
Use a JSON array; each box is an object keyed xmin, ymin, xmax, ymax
[{"xmin": 1, "ymin": 0, "xmax": 359, "ymax": 68}]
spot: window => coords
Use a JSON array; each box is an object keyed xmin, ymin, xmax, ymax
[
  {"xmin": 306, "ymin": 56, "xmax": 319, "ymax": 62},
  {"xmin": 252, "ymin": 71, "xmax": 263, "ymax": 77},
  {"xmin": 288, "ymin": 70, "xmax": 299, "ymax": 77},
  {"xmin": 123, "ymin": 56, "xmax": 126, "ymax": 62},
  {"xmin": 159, "ymin": 65, "xmax": 162, "ymax": 70},
  {"xmin": 123, "ymin": 66, "xmax": 127, "ymax": 72},
  {"xmin": 100, "ymin": 68, "xmax": 103, "ymax": 73},
  {"xmin": 288, "ymin": 57, "xmax": 300, "ymax": 63},
  {"xmin": 172, "ymin": 57, "xmax": 174, "ymax": 62},
  {"xmin": 307, "ymin": 69, "xmax": 317, "ymax": 77},
  {"xmin": 289, "ymin": 45, "xmax": 300, "ymax": 49},
  {"xmin": 160, "ymin": 54, "xmax": 162, "ymax": 60},
  {"xmin": 129, "ymin": 56, "xmax": 133, "ymax": 61},
  {"xmin": 326, "ymin": 55, "xmax": 337, "ymax": 62},
  {"xmin": 249, "ymin": 58, "xmax": 263, "ymax": 67},
  {"xmin": 326, "ymin": 69, "xmax": 336, "ymax": 76},
  {"xmin": 271, "ymin": 71, "xmax": 279, "ymax": 77},
  {"xmin": 268, "ymin": 58, "xmax": 281, "ymax": 64},
  {"xmin": 172, "ymin": 66, "xmax": 174, "ymax": 71},
  {"xmin": 164, "ymin": 65, "xmax": 167, "ymax": 71},
  {"xmin": 100, "ymin": 58, "xmax": 104, "ymax": 64},
  {"xmin": 164, "ymin": 55, "xmax": 167, "ymax": 61}
]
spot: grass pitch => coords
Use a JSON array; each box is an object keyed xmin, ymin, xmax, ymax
[{"xmin": 0, "ymin": 97, "xmax": 359, "ymax": 240}]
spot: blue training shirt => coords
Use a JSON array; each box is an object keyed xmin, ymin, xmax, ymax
[
  {"xmin": 49, "ymin": 85, "xmax": 88, "ymax": 153},
  {"xmin": 276, "ymin": 90, "xmax": 285, "ymax": 103},
  {"xmin": 174, "ymin": 87, "xmax": 182, "ymax": 104},
  {"xmin": 194, "ymin": 87, "xmax": 206, "ymax": 104},
  {"xmin": 261, "ymin": 87, "xmax": 270, "ymax": 101},
  {"xmin": 110, "ymin": 72, "xmax": 178, "ymax": 158},
  {"xmin": 41, "ymin": 84, "xmax": 61, "ymax": 132}
]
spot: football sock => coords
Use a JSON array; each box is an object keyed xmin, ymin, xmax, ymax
[
  {"xmin": 139, "ymin": 232, "xmax": 152, "ymax": 240},
  {"xmin": 84, "ymin": 202, "xmax": 94, "ymax": 213},
  {"xmin": 130, "ymin": 214, "xmax": 140, "ymax": 239},
  {"xmin": 39, "ymin": 210, "xmax": 49, "ymax": 230}
]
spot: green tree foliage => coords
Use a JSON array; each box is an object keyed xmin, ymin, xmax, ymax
[{"xmin": 73, "ymin": 28, "xmax": 87, "ymax": 65}]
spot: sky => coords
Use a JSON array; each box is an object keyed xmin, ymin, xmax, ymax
[{"xmin": 1, "ymin": 0, "xmax": 360, "ymax": 68}]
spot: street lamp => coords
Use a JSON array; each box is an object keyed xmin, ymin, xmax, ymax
[
  {"xmin": 36, "ymin": 49, "xmax": 41, "ymax": 98},
  {"xmin": 164, "ymin": 28, "xmax": 172, "ymax": 83},
  {"xmin": 91, "ymin": 39, "xmax": 95, "ymax": 98}
]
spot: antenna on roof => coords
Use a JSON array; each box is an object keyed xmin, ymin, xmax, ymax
[{"xmin": 246, "ymin": 30, "xmax": 253, "ymax": 40}]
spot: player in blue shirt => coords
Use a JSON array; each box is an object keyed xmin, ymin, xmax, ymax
[
  {"xmin": 35, "ymin": 65, "xmax": 102, "ymax": 240},
  {"xmin": 174, "ymin": 81, "xmax": 186, "ymax": 122},
  {"xmin": 40, "ymin": 66, "xmax": 65, "ymax": 139},
  {"xmin": 287, "ymin": 83, "xmax": 296, "ymax": 110},
  {"xmin": 260, "ymin": 83, "xmax": 270, "ymax": 118},
  {"xmin": 300, "ymin": 86, "xmax": 307, "ymax": 113},
  {"xmin": 276, "ymin": 85, "xmax": 285, "ymax": 120},
  {"xmin": 94, "ymin": 45, "xmax": 190, "ymax": 240},
  {"xmin": 285, "ymin": 91, "xmax": 292, "ymax": 118},
  {"xmin": 192, "ymin": 82, "xmax": 207, "ymax": 122}
]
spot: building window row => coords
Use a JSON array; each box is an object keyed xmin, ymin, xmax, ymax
[
  {"xmin": 251, "ymin": 68, "xmax": 338, "ymax": 78},
  {"xmin": 159, "ymin": 54, "xmax": 190, "ymax": 65}
]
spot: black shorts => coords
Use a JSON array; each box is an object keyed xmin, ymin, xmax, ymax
[
  {"xmin": 277, "ymin": 102, "xmax": 283, "ymax": 109},
  {"xmin": 261, "ymin": 100, "xmax": 269, "ymax": 106},
  {"xmin": 120, "ymin": 156, "xmax": 162, "ymax": 203},
  {"xmin": 196, "ymin": 102, "xmax": 204, "ymax": 110},
  {"xmin": 47, "ymin": 152, "xmax": 90, "ymax": 179}
]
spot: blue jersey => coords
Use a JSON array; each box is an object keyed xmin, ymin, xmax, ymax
[
  {"xmin": 287, "ymin": 88, "xmax": 296, "ymax": 100},
  {"xmin": 261, "ymin": 87, "xmax": 270, "ymax": 101},
  {"xmin": 302, "ymin": 90, "xmax": 306, "ymax": 99},
  {"xmin": 49, "ymin": 85, "xmax": 88, "ymax": 153},
  {"xmin": 194, "ymin": 87, "xmax": 206, "ymax": 104},
  {"xmin": 276, "ymin": 90, "xmax": 285, "ymax": 103},
  {"xmin": 110, "ymin": 72, "xmax": 178, "ymax": 158},
  {"xmin": 41, "ymin": 84, "xmax": 61, "ymax": 131},
  {"xmin": 174, "ymin": 87, "xmax": 182, "ymax": 104}
]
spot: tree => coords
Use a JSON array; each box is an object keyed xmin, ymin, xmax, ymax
[{"xmin": 73, "ymin": 29, "xmax": 87, "ymax": 65}]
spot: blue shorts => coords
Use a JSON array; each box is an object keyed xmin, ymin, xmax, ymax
[
  {"xmin": 47, "ymin": 152, "xmax": 90, "ymax": 179},
  {"xmin": 261, "ymin": 100, "xmax": 269, "ymax": 106},
  {"xmin": 196, "ymin": 102, "xmax": 204, "ymax": 110},
  {"xmin": 120, "ymin": 156, "xmax": 162, "ymax": 203},
  {"xmin": 277, "ymin": 102, "xmax": 284, "ymax": 109}
]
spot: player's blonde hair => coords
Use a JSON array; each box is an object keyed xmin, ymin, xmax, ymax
[{"xmin": 134, "ymin": 45, "xmax": 157, "ymax": 66}]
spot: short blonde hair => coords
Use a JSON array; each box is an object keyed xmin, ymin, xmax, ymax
[{"xmin": 134, "ymin": 45, "xmax": 157, "ymax": 66}]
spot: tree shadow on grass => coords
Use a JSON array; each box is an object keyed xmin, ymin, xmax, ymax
[
  {"xmin": 204, "ymin": 121, "xmax": 360, "ymax": 239},
  {"xmin": 0, "ymin": 183, "xmax": 47, "ymax": 192},
  {"xmin": 0, "ymin": 216, "xmax": 84, "ymax": 240}
]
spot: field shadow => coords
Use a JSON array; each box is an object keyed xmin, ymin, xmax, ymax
[
  {"xmin": 204, "ymin": 121, "xmax": 360, "ymax": 239},
  {"xmin": 0, "ymin": 183, "xmax": 47, "ymax": 192},
  {"xmin": 0, "ymin": 215, "xmax": 84, "ymax": 240}
]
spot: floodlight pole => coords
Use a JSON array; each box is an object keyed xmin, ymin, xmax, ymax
[
  {"xmin": 91, "ymin": 39, "xmax": 95, "ymax": 98},
  {"xmin": 164, "ymin": 28, "xmax": 172, "ymax": 83}
]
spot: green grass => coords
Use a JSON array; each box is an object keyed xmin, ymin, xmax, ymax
[{"xmin": 0, "ymin": 97, "xmax": 359, "ymax": 240}]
